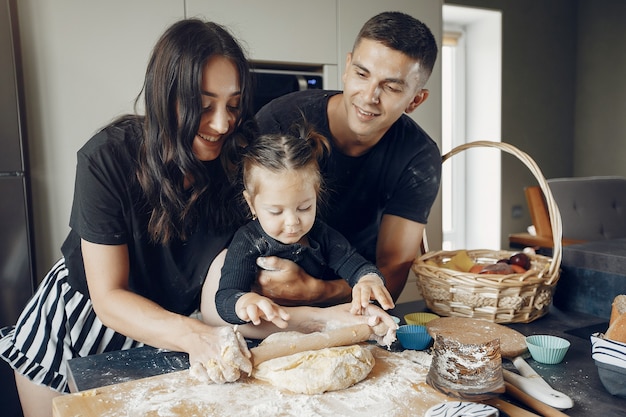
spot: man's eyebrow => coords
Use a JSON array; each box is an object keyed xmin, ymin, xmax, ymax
[
  {"xmin": 353, "ymin": 62, "xmax": 370, "ymax": 74},
  {"xmin": 352, "ymin": 63, "xmax": 406, "ymax": 85}
]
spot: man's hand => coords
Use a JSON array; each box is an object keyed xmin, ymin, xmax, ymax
[{"xmin": 254, "ymin": 256, "xmax": 352, "ymax": 306}]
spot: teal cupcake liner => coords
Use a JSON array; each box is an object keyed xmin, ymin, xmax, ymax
[
  {"xmin": 396, "ymin": 324, "xmax": 432, "ymax": 350},
  {"xmin": 526, "ymin": 335, "xmax": 570, "ymax": 364}
]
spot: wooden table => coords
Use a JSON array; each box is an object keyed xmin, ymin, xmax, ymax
[
  {"xmin": 54, "ymin": 302, "xmax": 626, "ymax": 417},
  {"xmin": 54, "ymin": 346, "xmax": 460, "ymax": 417}
]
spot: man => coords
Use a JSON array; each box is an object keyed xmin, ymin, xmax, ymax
[{"xmin": 254, "ymin": 11, "xmax": 441, "ymax": 305}]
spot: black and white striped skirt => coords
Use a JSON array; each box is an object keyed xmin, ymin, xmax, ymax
[{"xmin": 0, "ymin": 258, "xmax": 143, "ymax": 393}]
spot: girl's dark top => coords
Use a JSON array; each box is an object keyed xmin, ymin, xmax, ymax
[
  {"xmin": 255, "ymin": 90, "xmax": 441, "ymax": 264},
  {"xmin": 61, "ymin": 118, "xmax": 237, "ymax": 315},
  {"xmin": 216, "ymin": 218, "xmax": 383, "ymax": 324}
]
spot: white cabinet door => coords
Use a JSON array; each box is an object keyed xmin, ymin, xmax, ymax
[
  {"xmin": 185, "ymin": 0, "xmax": 337, "ymax": 64},
  {"xmin": 17, "ymin": 0, "xmax": 183, "ymax": 275}
]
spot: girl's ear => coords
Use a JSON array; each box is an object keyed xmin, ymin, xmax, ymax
[{"xmin": 243, "ymin": 189, "xmax": 255, "ymax": 216}]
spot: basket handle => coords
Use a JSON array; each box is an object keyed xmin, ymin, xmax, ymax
[{"xmin": 441, "ymin": 141, "xmax": 562, "ymax": 282}]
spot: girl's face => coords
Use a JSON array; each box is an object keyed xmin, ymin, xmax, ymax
[
  {"xmin": 192, "ymin": 55, "xmax": 241, "ymax": 161},
  {"xmin": 244, "ymin": 167, "xmax": 317, "ymax": 245}
]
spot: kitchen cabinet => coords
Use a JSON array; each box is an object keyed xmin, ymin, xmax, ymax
[
  {"xmin": 16, "ymin": 0, "xmax": 183, "ymax": 278},
  {"xmin": 1, "ymin": 3, "xmax": 36, "ymax": 415},
  {"xmin": 185, "ymin": 0, "xmax": 337, "ymax": 65}
]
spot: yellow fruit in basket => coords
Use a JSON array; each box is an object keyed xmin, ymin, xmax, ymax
[
  {"xmin": 448, "ymin": 250, "xmax": 475, "ymax": 272},
  {"xmin": 440, "ymin": 260, "xmax": 460, "ymax": 271},
  {"xmin": 425, "ymin": 260, "xmax": 439, "ymax": 267}
]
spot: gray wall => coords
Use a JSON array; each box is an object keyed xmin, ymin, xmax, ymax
[
  {"xmin": 447, "ymin": 0, "xmax": 626, "ymax": 248},
  {"xmin": 574, "ymin": 1, "xmax": 626, "ymax": 177}
]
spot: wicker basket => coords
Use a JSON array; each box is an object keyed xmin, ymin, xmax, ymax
[{"xmin": 412, "ymin": 141, "xmax": 563, "ymax": 323}]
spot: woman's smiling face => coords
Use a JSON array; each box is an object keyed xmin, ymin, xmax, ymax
[{"xmin": 192, "ymin": 55, "xmax": 241, "ymax": 161}]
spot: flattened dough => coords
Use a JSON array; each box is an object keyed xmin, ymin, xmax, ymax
[{"xmin": 252, "ymin": 344, "xmax": 375, "ymax": 394}]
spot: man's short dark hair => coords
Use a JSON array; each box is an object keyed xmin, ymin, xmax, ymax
[{"xmin": 354, "ymin": 11, "xmax": 438, "ymax": 83}]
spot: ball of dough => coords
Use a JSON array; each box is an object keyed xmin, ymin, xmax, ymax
[{"xmin": 253, "ymin": 344, "xmax": 375, "ymax": 394}]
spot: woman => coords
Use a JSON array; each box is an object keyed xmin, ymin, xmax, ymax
[{"xmin": 0, "ymin": 19, "xmax": 395, "ymax": 417}]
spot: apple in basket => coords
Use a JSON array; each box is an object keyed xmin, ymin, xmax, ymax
[
  {"xmin": 475, "ymin": 252, "xmax": 531, "ymax": 274},
  {"xmin": 509, "ymin": 252, "xmax": 531, "ymax": 269},
  {"xmin": 475, "ymin": 263, "xmax": 516, "ymax": 274}
]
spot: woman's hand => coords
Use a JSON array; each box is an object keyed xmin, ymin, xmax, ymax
[
  {"xmin": 235, "ymin": 292, "xmax": 290, "ymax": 328},
  {"xmin": 82, "ymin": 242, "xmax": 253, "ymax": 384},
  {"xmin": 350, "ymin": 273, "xmax": 395, "ymax": 314},
  {"xmin": 255, "ymin": 256, "xmax": 352, "ymax": 306},
  {"xmin": 188, "ymin": 325, "xmax": 253, "ymax": 384}
]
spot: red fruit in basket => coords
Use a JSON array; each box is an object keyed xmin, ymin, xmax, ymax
[
  {"xmin": 509, "ymin": 253, "xmax": 531, "ymax": 270},
  {"xmin": 479, "ymin": 263, "xmax": 516, "ymax": 275},
  {"xmin": 510, "ymin": 264, "xmax": 528, "ymax": 274},
  {"xmin": 497, "ymin": 258, "xmax": 510, "ymax": 264}
]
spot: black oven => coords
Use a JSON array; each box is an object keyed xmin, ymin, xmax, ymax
[{"xmin": 252, "ymin": 67, "xmax": 324, "ymax": 113}]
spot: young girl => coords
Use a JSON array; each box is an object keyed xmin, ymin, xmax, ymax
[{"xmin": 215, "ymin": 125, "xmax": 395, "ymax": 327}]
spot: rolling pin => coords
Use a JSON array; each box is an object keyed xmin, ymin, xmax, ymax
[
  {"xmin": 483, "ymin": 398, "xmax": 541, "ymax": 417},
  {"xmin": 249, "ymin": 324, "xmax": 372, "ymax": 366},
  {"xmin": 504, "ymin": 382, "xmax": 571, "ymax": 417}
]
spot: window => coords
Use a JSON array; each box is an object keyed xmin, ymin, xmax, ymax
[
  {"xmin": 442, "ymin": 5, "xmax": 502, "ymax": 250},
  {"xmin": 442, "ymin": 29, "xmax": 465, "ymax": 250}
]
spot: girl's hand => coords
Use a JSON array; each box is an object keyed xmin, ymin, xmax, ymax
[
  {"xmin": 235, "ymin": 292, "xmax": 290, "ymax": 328},
  {"xmin": 350, "ymin": 274, "xmax": 395, "ymax": 314}
]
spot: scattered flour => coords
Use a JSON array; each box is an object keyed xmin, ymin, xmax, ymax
[{"xmin": 86, "ymin": 347, "xmax": 446, "ymax": 417}]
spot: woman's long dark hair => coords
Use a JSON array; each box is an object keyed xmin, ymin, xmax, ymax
[{"xmin": 136, "ymin": 19, "xmax": 255, "ymax": 244}]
